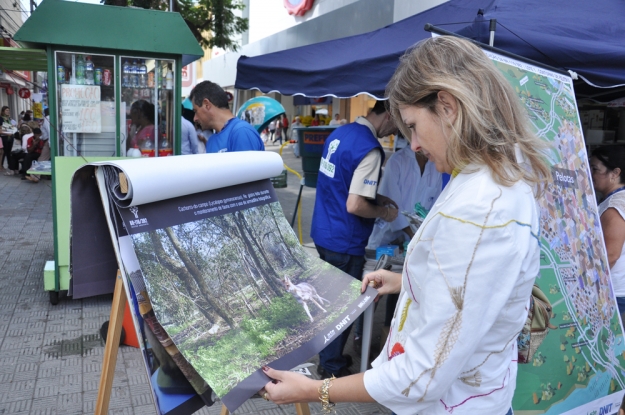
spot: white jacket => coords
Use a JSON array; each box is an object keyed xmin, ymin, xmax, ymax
[{"xmin": 364, "ymin": 165, "xmax": 540, "ymax": 415}]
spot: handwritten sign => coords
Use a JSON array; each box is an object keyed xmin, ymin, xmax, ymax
[{"xmin": 60, "ymin": 85, "xmax": 102, "ymax": 133}]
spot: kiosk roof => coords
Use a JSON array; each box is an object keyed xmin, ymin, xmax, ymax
[{"xmin": 14, "ymin": 0, "xmax": 203, "ymax": 66}]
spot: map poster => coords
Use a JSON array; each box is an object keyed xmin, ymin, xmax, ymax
[
  {"xmin": 112, "ymin": 176, "xmax": 376, "ymax": 412},
  {"xmin": 484, "ymin": 50, "xmax": 625, "ymax": 414}
]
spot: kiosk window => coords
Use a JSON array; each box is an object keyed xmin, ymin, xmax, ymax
[
  {"xmin": 120, "ymin": 57, "xmax": 175, "ymax": 157},
  {"xmin": 54, "ymin": 51, "xmax": 116, "ymax": 157}
]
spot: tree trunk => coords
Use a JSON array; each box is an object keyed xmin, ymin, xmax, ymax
[
  {"xmin": 233, "ymin": 211, "xmax": 283, "ymax": 296},
  {"xmin": 269, "ymin": 205, "xmax": 304, "ymax": 269},
  {"xmin": 149, "ymin": 231, "xmax": 218, "ymax": 325},
  {"xmin": 239, "ymin": 244, "xmax": 270, "ymax": 308},
  {"xmin": 163, "ymin": 227, "xmax": 235, "ymax": 328}
]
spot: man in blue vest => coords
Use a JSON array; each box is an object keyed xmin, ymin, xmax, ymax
[
  {"xmin": 311, "ymin": 100, "xmax": 399, "ymax": 379},
  {"xmin": 190, "ymin": 81, "xmax": 264, "ymax": 153}
]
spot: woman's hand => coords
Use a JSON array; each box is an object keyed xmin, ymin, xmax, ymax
[
  {"xmin": 261, "ymin": 366, "xmax": 319, "ymax": 405},
  {"xmin": 362, "ymin": 269, "xmax": 402, "ymax": 299}
]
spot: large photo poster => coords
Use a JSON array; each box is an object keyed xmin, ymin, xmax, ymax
[
  {"xmin": 110, "ymin": 174, "xmax": 376, "ymax": 412},
  {"xmin": 485, "ymin": 50, "xmax": 625, "ymax": 414}
]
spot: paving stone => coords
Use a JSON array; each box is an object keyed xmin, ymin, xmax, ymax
[{"xmin": 0, "ymin": 160, "xmax": 393, "ymax": 415}]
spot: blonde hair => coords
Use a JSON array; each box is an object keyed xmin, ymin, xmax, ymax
[{"xmin": 386, "ymin": 36, "xmax": 550, "ymax": 194}]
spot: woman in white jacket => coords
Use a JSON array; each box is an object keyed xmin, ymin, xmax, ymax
[{"xmin": 260, "ymin": 35, "xmax": 550, "ymax": 415}]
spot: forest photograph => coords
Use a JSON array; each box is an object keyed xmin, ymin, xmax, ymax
[{"xmin": 128, "ymin": 201, "xmax": 362, "ymax": 396}]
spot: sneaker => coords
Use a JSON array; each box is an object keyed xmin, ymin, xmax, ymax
[{"xmin": 316, "ymin": 365, "xmax": 352, "ymax": 380}]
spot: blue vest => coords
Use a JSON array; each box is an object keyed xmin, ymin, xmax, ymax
[{"xmin": 311, "ymin": 122, "xmax": 384, "ymax": 255}]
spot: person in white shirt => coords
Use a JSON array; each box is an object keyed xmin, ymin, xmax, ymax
[
  {"xmin": 367, "ymin": 143, "xmax": 442, "ymax": 248},
  {"xmin": 329, "ymin": 113, "xmax": 341, "ymax": 126},
  {"xmin": 260, "ymin": 35, "xmax": 550, "ymax": 415}
]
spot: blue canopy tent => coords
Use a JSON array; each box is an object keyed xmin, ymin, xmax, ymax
[
  {"xmin": 236, "ymin": 0, "xmax": 625, "ymax": 102},
  {"xmin": 455, "ymin": 0, "xmax": 625, "ymax": 102},
  {"xmin": 235, "ymin": 0, "xmax": 490, "ymax": 99}
]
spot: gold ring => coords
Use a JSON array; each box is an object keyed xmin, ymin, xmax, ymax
[{"xmin": 263, "ymin": 392, "xmax": 269, "ymax": 401}]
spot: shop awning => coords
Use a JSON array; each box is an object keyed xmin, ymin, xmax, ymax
[
  {"xmin": 235, "ymin": 0, "xmax": 489, "ymax": 99},
  {"xmin": 236, "ymin": 0, "xmax": 625, "ymax": 101},
  {"xmin": 455, "ymin": 0, "xmax": 625, "ymax": 91},
  {"xmin": 14, "ymin": 0, "xmax": 203, "ymax": 67},
  {"xmin": 0, "ymin": 47, "xmax": 48, "ymax": 72}
]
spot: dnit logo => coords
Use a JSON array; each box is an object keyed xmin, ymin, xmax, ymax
[{"xmin": 598, "ymin": 403, "xmax": 613, "ymax": 415}]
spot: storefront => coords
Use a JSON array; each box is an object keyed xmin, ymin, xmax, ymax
[
  {"xmin": 13, "ymin": 0, "xmax": 203, "ymax": 303},
  {"xmin": 0, "ymin": 42, "xmax": 47, "ymax": 117}
]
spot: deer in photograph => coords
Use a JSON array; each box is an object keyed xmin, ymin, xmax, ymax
[{"xmin": 283, "ymin": 275, "xmax": 330, "ymax": 322}]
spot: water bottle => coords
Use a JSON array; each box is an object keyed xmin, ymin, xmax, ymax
[
  {"xmin": 130, "ymin": 60, "xmax": 138, "ymax": 88},
  {"xmin": 158, "ymin": 133, "xmax": 172, "ymax": 157},
  {"xmin": 165, "ymin": 70, "xmax": 173, "ymax": 90},
  {"xmin": 84, "ymin": 56, "xmax": 94, "ymax": 85},
  {"xmin": 127, "ymin": 145, "xmax": 141, "ymax": 157},
  {"xmin": 76, "ymin": 55, "xmax": 85, "ymax": 85},
  {"xmin": 122, "ymin": 60, "xmax": 130, "ymax": 87},
  {"xmin": 141, "ymin": 136, "xmax": 154, "ymax": 157},
  {"xmin": 138, "ymin": 60, "xmax": 147, "ymax": 88}
]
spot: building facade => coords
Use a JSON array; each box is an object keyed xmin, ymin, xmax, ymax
[{"xmin": 200, "ymin": 0, "xmax": 447, "ymax": 121}]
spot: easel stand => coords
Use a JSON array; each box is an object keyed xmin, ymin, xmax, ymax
[
  {"xmin": 94, "ymin": 271, "xmax": 311, "ymax": 415},
  {"xmin": 95, "ymin": 271, "xmax": 127, "ymax": 415}
]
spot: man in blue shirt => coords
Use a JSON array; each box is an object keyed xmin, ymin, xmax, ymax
[{"xmin": 189, "ymin": 81, "xmax": 264, "ymax": 153}]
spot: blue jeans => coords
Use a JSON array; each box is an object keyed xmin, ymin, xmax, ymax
[{"xmin": 316, "ymin": 245, "xmax": 366, "ymax": 373}]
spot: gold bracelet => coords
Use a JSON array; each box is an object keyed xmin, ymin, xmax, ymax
[{"xmin": 318, "ymin": 375, "xmax": 336, "ymax": 414}]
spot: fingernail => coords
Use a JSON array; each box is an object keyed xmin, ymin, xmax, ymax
[{"xmin": 262, "ymin": 366, "xmax": 269, "ymax": 371}]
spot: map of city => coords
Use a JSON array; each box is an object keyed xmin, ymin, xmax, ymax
[{"xmin": 485, "ymin": 51, "xmax": 625, "ymax": 414}]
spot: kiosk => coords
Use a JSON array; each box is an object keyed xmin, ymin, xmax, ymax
[{"xmin": 13, "ymin": 0, "xmax": 203, "ymax": 304}]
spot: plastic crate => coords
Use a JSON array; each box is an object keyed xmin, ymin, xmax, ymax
[{"xmin": 270, "ymin": 169, "xmax": 288, "ymax": 188}]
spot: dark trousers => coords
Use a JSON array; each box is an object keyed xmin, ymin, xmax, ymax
[
  {"xmin": 1, "ymin": 135, "xmax": 13, "ymax": 167},
  {"xmin": 316, "ymin": 245, "xmax": 365, "ymax": 373},
  {"xmin": 8, "ymin": 151, "xmax": 25, "ymax": 171},
  {"xmin": 20, "ymin": 152, "xmax": 39, "ymax": 176}
]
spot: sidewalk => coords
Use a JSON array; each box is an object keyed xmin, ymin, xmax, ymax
[{"xmin": 0, "ymin": 145, "xmax": 391, "ymax": 415}]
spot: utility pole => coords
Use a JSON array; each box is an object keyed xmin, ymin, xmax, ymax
[{"xmin": 30, "ymin": 0, "xmax": 38, "ymax": 93}]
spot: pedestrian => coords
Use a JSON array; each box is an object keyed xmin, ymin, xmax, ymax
[
  {"xmin": 190, "ymin": 81, "xmax": 264, "ymax": 153},
  {"xmin": 281, "ymin": 113, "xmax": 289, "ymax": 140}
]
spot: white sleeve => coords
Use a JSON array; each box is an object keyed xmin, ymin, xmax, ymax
[
  {"xmin": 378, "ymin": 156, "xmax": 410, "ymax": 232},
  {"xmin": 349, "ymin": 150, "xmax": 382, "ymax": 199},
  {"xmin": 364, "ymin": 196, "xmax": 537, "ymax": 413}
]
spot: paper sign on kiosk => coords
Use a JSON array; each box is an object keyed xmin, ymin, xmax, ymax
[{"xmin": 60, "ymin": 84, "xmax": 102, "ymax": 133}]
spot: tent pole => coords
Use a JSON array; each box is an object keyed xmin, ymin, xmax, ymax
[
  {"xmin": 233, "ymin": 89, "xmax": 239, "ymax": 114},
  {"xmin": 489, "ymin": 19, "xmax": 497, "ymax": 47}
]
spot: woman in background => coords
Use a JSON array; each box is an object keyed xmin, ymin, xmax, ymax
[
  {"xmin": 1, "ymin": 106, "xmax": 17, "ymax": 169},
  {"xmin": 127, "ymin": 100, "xmax": 155, "ymax": 151},
  {"xmin": 590, "ymin": 145, "xmax": 625, "ymax": 322}
]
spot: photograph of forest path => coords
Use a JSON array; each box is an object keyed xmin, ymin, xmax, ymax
[{"xmin": 128, "ymin": 201, "xmax": 363, "ymax": 397}]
